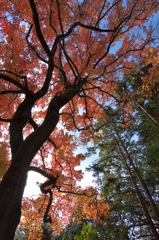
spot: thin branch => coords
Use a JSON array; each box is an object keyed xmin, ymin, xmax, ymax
[
  {"xmin": 85, "ymin": 82, "xmax": 120, "ymax": 102},
  {"xmin": 26, "ymin": 24, "xmax": 48, "ymax": 63},
  {"xmin": 49, "ymin": 1, "xmax": 58, "ymax": 34},
  {"xmin": 61, "ymin": 44, "xmax": 79, "ymax": 78},
  {"xmin": 35, "ymin": 59, "xmax": 54, "ymax": 98},
  {"xmin": 97, "ymin": 37, "xmax": 153, "ymax": 70},
  {"xmin": 0, "ymin": 90, "xmax": 23, "ymax": 95},
  {"xmin": 60, "ymin": 112, "xmax": 92, "ymax": 131},
  {"xmin": 95, "ymin": 0, "xmax": 122, "ymax": 28},
  {"xmin": 56, "ymin": 0, "xmax": 64, "ymax": 34},
  {"xmin": 135, "ymin": 101, "xmax": 159, "ymax": 127},
  {"xmin": 93, "ymin": 1, "xmax": 151, "ymax": 68},
  {"xmin": 76, "ymin": 22, "xmax": 116, "ymax": 33},
  {"xmin": 39, "ymin": 147, "xmax": 46, "ymax": 168},
  {"xmin": 56, "ymin": 185, "xmax": 96, "ymax": 197},
  {"xmin": 0, "ymin": 117, "xmax": 11, "ymax": 122},
  {"xmin": 51, "ymin": 21, "xmax": 115, "ymax": 56}
]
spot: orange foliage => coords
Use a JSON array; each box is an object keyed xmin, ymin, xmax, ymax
[{"xmin": 21, "ymin": 189, "xmax": 109, "ymax": 237}]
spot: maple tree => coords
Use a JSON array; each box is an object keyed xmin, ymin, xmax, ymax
[{"xmin": 0, "ymin": 0, "xmax": 159, "ymax": 239}]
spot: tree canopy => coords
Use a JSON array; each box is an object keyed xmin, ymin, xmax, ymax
[{"xmin": 0, "ymin": 0, "xmax": 159, "ymax": 239}]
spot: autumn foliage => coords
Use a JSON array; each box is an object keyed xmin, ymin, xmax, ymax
[
  {"xmin": 21, "ymin": 193, "xmax": 109, "ymax": 239},
  {"xmin": 0, "ymin": 0, "xmax": 159, "ymax": 239}
]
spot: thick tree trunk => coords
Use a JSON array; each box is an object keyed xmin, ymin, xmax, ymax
[
  {"xmin": 0, "ymin": 89, "xmax": 77, "ymax": 239},
  {"xmin": 0, "ymin": 164, "xmax": 28, "ymax": 240},
  {"xmin": 0, "ymin": 124, "xmax": 57, "ymax": 239}
]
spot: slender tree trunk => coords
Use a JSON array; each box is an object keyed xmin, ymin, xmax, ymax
[
  {"xmin": 134, "ymin": 167, "xmax": 159, "ymax": 220},
  {"xmin": 135, "ymin": 101, "xmax": 159, "ymax": 126},
  {"xmin": 114, "ymin": 127, "xmax": 159, "ymax": 222},
  {"xmin": 112, "ymin": 132, "xmax": 159, "ymax": 239}
]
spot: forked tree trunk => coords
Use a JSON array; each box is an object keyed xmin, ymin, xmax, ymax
[
  {"xmin": 0, "ymin": 122, "xmax": 57, "ymax": 240},
  {"xmin": 0, "ymin": 89, "xmax": 77, "ymax": 239}
]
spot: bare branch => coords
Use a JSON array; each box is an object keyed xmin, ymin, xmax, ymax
[
  {"xmin": 26, "ymin": 24, "xmax": 48, "ymax": 63},
  {"xmin": 56, "ymin": 185, "xmax": 96, "ymax": 197},
  {"xmin": 0, "ymin": 117, "xmax": 11, "ymax": 122}
]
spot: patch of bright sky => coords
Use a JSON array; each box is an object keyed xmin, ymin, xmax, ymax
[
  {"xmin": 24, "ymin": 146, "xmax": 96, "ymax": 197},
  {"xmin": 24, "ymin": 119, "xmax": 97, "ymax": 197}
]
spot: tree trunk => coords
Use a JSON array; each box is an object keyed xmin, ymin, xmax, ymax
[
  {"xmin": 114, "ymin": 126, "xmax": 159, "ymax": 222},
  {"xmin": 0, "ymin": 89, "xmax": 77, "ymax": 239},
  {"xmin": 112, "ymin": 131, "xmax": 159, "ymax": 239},
  {"xmin": 0, "ymin": 163, "xmax": 28, "ymax": 240},
  {"xmin": 135, "ymin": 101, "xmax": 159, "ymax": 126},
  {"xmin": 0, "ymin": 119, "xmax": 58, "ymax": 239}
]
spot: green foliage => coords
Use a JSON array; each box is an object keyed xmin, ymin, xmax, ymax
[
  {"xmin": 61, "ymin": 221, "xmax": 83, "ymax": 240},
  {"xmin": 74, "ymin": 224, "xmax": 102, "ymax": 240},
  {"xmin": 14, "ymin": 228, "xmax": 29, "ymax": 240},
  {"xmin": 86, "ymin": 98, "xmax": 159, "ymax": 239}
]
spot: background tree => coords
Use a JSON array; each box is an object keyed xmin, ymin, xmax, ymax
[
  {"xmin": 60, "ymin": 212, "xmax": 108, "ymax": 240},
  {"xmin": 87, "ymin": 111, "xmax": 159, "ymax": 238},
  {"xmin": 0, "ymin": 0, "xmax": 159, "ymax": 239},
  {"xmin": 61, "ymin": 221, "xmax": 84, "ymax": 240},
  {"xmin": 14, "ymin": 228, "xmax": 29, "ymax": 240},
  {"xmin": 74, "ymin": 223, "xmax": 102, "ymax": 240},
  {"xmin": 86, "ymin": 56, "xmax": 159, "ymax": 239}
]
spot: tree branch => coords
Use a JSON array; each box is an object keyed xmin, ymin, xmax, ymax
[
  {"xmin": 0, "ymin": 117, "xmax": 11, "ymax": 122},
  {"xmin": 26, "ymin": 24, "xmax": 48, "ymax": 63},
  {"xmin": 51, "ymin": 21, "xmax": 115, "ymax": 56},
  {"xmin": 28, "ymin": 0, "xmax": 51, "ymax": 56},
  {"xmin": 28, "ymin": 166, "xmax": 58, "ymax": 182},
  {"xmin": 0, "ymin": 73, "xmax": 27, "ymax": 93},
  {"xmin": 28, "ymin": 118, "xmax": 57, "ymax": 149},
  {"xmin": 56, "ymin": 185, "xmax": 96, "ymax": 197},
  {"xmin": 0, "ymin": 90, "xmax": 24, "ymax": 95}
]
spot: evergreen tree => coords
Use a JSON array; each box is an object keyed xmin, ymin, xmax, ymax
[{"xmin": 86, "ymin": 104, "xmax": 159, "ymax": 239}]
